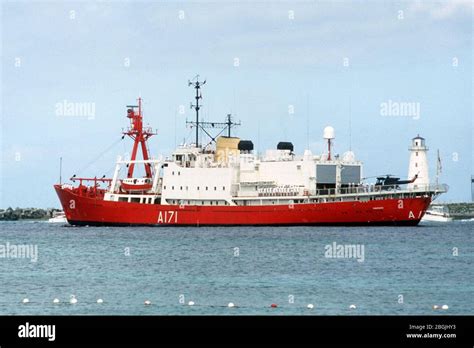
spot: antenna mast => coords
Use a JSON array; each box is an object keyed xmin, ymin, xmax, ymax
[
  {"xmin": 186, "ymin": 77, "xmax": 241, "ymax": 148},
  {"xmin": 188, "ymin": 75, "xmax": 206, "ymax": 147},
  {"xmin": 59, "ymin": 157, "xmax": 62, "ymax": 185},
  {"xmin": 436, "ymin": 149, "xmax": 442, "ymax": 185},
  {"xmin": 226, "ymin": 114, "xmax": 236, "ymax": 137},
  {"xmin": 349, "ymin": 96, "xmax": 352, "ymax": 151}
]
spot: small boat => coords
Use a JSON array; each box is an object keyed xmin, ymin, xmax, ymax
[
  {"xmin": 121, "ymin": 178, "xmax": 153, "ymax": 192},
  {"xmin": 422, "ymin": 205, "xmax": 453, "ymax": 222},
  {"xmin": 48, "ymin": 211, "xmax": 68, "ymax": 223}
]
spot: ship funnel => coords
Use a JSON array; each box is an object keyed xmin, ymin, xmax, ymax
[{"xmin": 216, "ymin": 136, "xmax": 240, "ymax": 163}]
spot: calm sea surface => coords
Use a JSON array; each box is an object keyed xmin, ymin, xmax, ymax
[{"xmin": 0, "ymin": 220, "xmax": 472, "ymax": 315}]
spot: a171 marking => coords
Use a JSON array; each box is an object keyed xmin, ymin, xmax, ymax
[{"xmin": 157, "ymin": 211, "xmax": 178, "ymax": 224}]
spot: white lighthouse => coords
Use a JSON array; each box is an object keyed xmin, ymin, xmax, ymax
[{"xmin": 408, "ymin": 135, "xmax": 429, "ymax": 189}]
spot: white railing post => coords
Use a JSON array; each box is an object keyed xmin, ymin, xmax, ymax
[
  {"xmin": 152, "ymin": 161, "xmax": 161, "ymax": 193},
  {"xmin": 110, "ymin": 156, "xmax": 122, "ymax": 193}
]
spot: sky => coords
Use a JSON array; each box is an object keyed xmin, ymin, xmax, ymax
[{"xmin": 0, "ymin": 0, "xmax": 472, "ymax": 208}]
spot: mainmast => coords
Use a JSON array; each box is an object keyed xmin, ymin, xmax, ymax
[
  {"xmin": 225, "ymin": 114, "xmax": 238, "ymax": 137},
  {"xmin": 123, "ymin": 98, "xmax": 156, "ymax": 178},
  {"xmin": 186, "ymin": 76, "xmax": 241, "ymax": 148},
  {"xmin": 188, "ymin": 75, "xmax": 206, "ymax": 147}
]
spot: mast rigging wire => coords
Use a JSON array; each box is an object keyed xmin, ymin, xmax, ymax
[{"xmin": 75, "ymin": 137, "xmax": 123, "ymax": 176}]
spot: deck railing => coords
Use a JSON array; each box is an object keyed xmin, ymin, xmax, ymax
[{"xmin": 315, "ymin": 183, "xmax": 448, "ymax": 197}]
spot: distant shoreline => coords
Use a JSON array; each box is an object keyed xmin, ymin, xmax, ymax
[
  {"xmin": 0, "ymin": 208, "xmax": 62, "ymax": 221},
  {"xmin": 431, "ymin": 202, "xmax": 474, "ymax": 220}
]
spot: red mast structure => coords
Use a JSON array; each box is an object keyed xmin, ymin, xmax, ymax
[{"xmin": 123, "ymin": 98, "xmax": 156, "ymax": 178}]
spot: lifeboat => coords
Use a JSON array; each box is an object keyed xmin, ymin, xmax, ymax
[{"xmin": 121, "ymin": 178, "xmax": 153, "ymax": 192}]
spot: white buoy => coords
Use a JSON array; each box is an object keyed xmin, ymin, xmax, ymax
[
  {"xmin": 53, "ymin": 298, "xmax": 60, "ymax": 304},
  {"xmin": 188, "ymin": 301, "xmax": 195, "ymax": 306},
  {"xmin": 228, "ymin": 302, "xmax": 235, "ymax": 308},
  {"xmin": 144, "ymin": 300, "xmax": 151, "ymax": 306},
  {"xmin": 349, "ymin": 304, "xmax": 356, "ymax": 309},
  {"xmin": 307, "ymin": 304, "xmax": 314, "ymax": 309},
  {"xmin": 70, "ymin": 295, "xmax": 77, "ymax": 304},
  {"xmin": 22, "ymin": 298, "xmax": 29, "ymax": 304},
  {"xmin": 432, "ymin": 305, "xmax": 439, "ymax": 310},
  {"xmin": 441, "ymin": 304, "xmax": 449, "ymax": 310},
  {"xmin": 97, "ymin": 299, "xmax": 103, "ymax": 304}
]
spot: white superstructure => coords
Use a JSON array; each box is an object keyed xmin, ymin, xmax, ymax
[
  {"xmin": 102, "ymin": 128, "xmax": 371, "ymax": 206},
  {"xmin": 159, "ymin": 138, "xmax": 362, "ymax": 206}
]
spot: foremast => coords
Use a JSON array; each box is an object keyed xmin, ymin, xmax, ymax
[{"xmin": 123, "ymin": 98, "xmax": 157, "ymax": 178}]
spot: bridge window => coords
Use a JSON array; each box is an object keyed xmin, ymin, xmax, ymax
[
  {"xmin": 180, "ymin": 186, "xmax": 183, "ymax": 190},
  {"xmin": 223, "ymin": 186, "xmax": 225, "ymax": 191},
  {"xmin": 214, "ymin": 187, "xmax": 217, "ymax": 191},
  {"xmin": 197, "ymin": 186, "xmax": 200, "ymax": 190},
  {"xmin": 172, "ymin": 186, "xmax": 174, "ymax": 190},
  {"xmin": 206, "ymin": 187, "xmax": 208, "ymax": 191},
  {"xmin": 172, "ymin": 171, "xmax": 174, "ymax": 175}
]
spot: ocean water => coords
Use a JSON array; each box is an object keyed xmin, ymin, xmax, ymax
[{"xmin": 0, "ymin": 220, "xmax": 472, "ymax": 315}]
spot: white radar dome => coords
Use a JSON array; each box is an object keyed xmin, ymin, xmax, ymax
[{"xmin": 323, "ymin": 126, "xmax": 335, "ymax": 140}]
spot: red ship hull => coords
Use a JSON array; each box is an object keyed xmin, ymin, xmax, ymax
[{"xmin": 54, "ymin": 185, "xmax": 431, "ymax": 226}]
